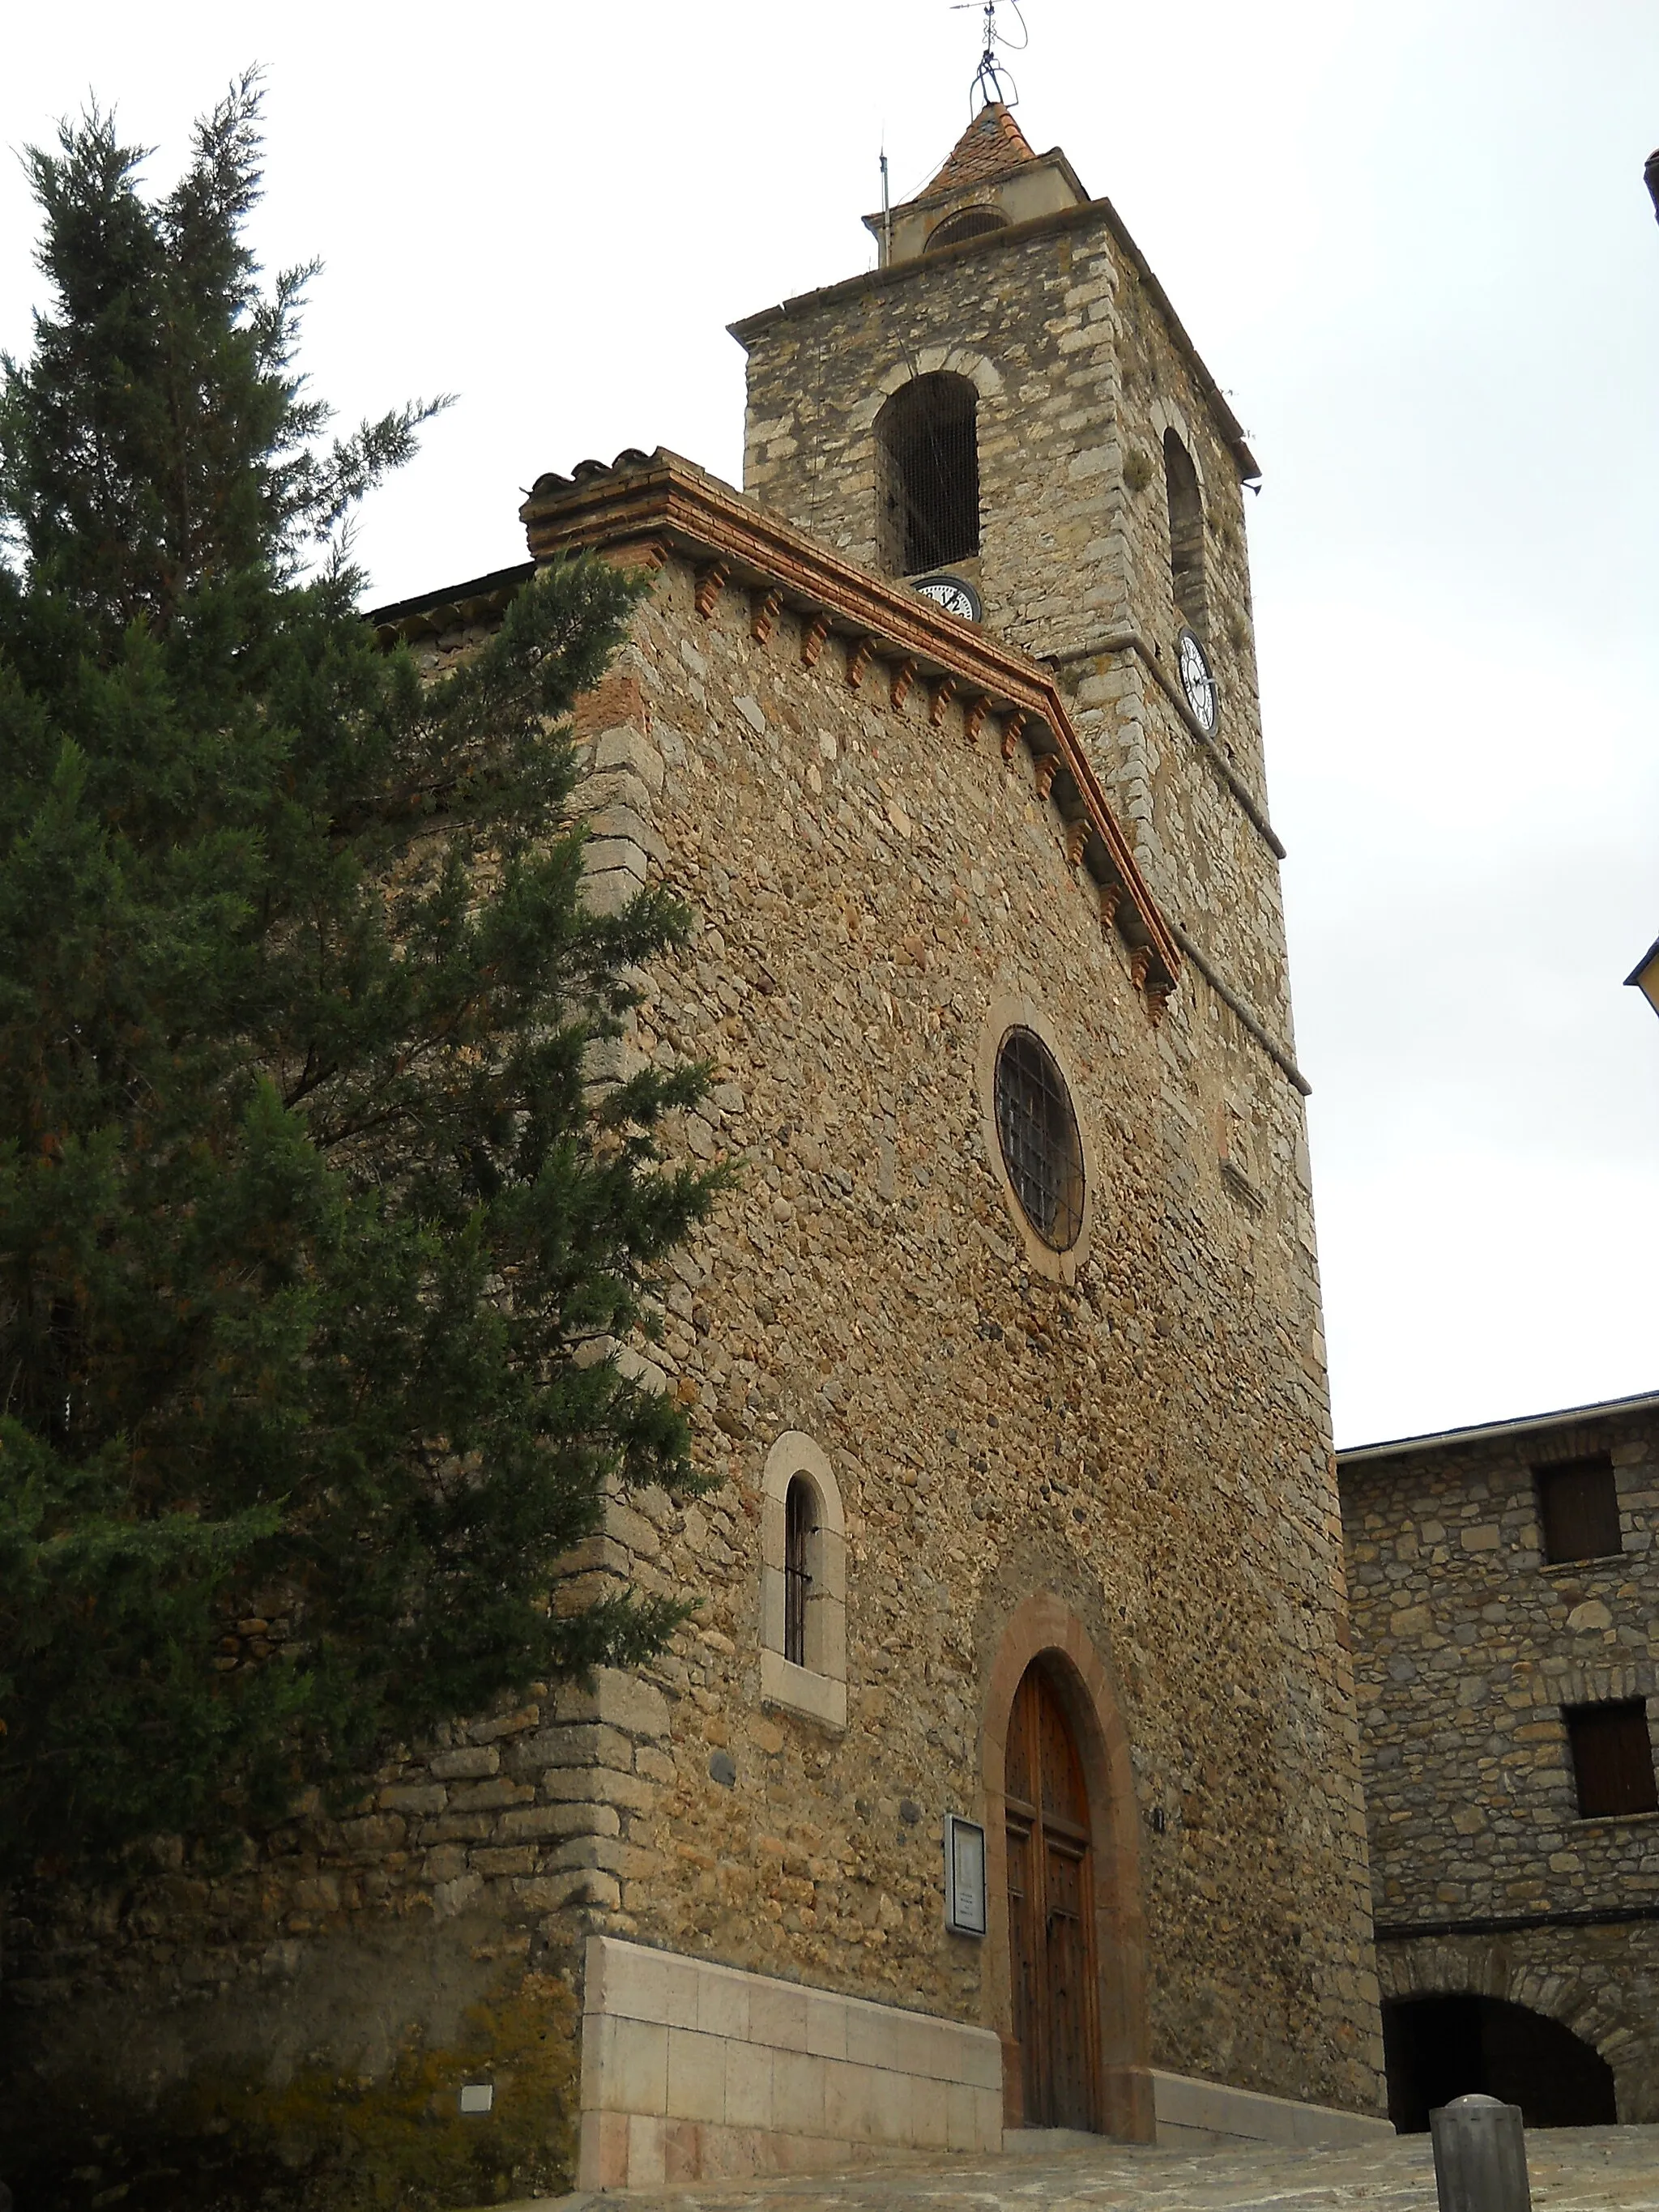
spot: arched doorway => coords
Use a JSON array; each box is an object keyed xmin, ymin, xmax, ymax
[
  {"xmin": 1382, "ymin": 1996, "xmax": 1618, "ymax": 2131},
  {"xmin": 981, "ymin": 1594, "xmax": 1152, "ymax": 2139},
  {"xmin": 1004, "ymin": 1659, "xmax": 1101, "ymax": 2129}
]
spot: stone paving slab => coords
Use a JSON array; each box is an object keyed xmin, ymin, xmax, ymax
[{"xmin": 483, "ymin": 2125, "xmax": 1659, "ymax": 2212}]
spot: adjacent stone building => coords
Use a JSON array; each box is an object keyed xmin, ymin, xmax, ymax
[
  {"xmin": 1, "ymin": 103, "xmax": 1389, "ymax": 2209},
  {"xmin": 1340, "ymin": 1391, "xmax": 1659, "ymax": 2130}
]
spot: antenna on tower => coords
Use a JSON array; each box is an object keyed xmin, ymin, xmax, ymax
[{"xmin": 953, "ymin": 0, "xmax": 1028, "ymax": 115}]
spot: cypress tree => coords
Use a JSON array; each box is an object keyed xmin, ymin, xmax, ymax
[{"xmin": 0, "ymin": 77, "xmax": 717, "ymax": 1881}]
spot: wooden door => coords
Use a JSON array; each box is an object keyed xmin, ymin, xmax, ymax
[{"xmin": 1004, "ymin": 1660, "xmax": 1100, "ymax": 2129}]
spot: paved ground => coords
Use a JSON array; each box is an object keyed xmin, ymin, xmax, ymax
[{"xmin": 488, "ymin": 2125, "xmax": 1659, "ymax": 2212}]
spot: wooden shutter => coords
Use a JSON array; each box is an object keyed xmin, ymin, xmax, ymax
[
  {"xmin": 1567, "ymin": 1701, "xmax": 1658, "ymax": 1818},
  {"xmin": 1536, "ymin": 1455, "xmax": 1622, "ymax": 1565}
]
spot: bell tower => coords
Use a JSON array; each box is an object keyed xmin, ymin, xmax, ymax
[{"xmin": 730, "ymin": 103, "xmax": 1292, "ymax": 1056}]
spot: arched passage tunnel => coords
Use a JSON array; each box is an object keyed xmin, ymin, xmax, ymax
[{"xmin": 1382, "ymin": 1995, "xmax": 1618, "ymax": 2131}]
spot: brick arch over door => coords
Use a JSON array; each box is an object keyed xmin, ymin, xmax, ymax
[
  {"xmin": 980, "ymin": 1591, "xmax": 1154, "ymax": 2140},
  {"xmin": 1378, "ymin": 1941, "xmax": 1641, "ymax": 2105}
]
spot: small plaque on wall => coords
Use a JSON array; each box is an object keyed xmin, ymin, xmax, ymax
[{"xmin": 945, "ymin": 1814, "xmax": 987, "ymax": 1937}]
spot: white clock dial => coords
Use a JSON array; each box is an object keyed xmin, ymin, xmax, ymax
[
  {"xmin": 914, "ymin": 573, "xmax": 982, "ymax": 623},
  {"xmin": 1177, "ymin": 628, "xmax": 1219, "ymax": 734}
]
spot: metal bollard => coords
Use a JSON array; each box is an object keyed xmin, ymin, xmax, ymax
[{"xmin": 1430, "ymin": 2093, "xmax": 1532, "ymax": 2212}]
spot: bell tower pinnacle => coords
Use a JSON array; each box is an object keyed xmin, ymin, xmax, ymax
[{"xmin": 864, "ymin": 103, "xmax": 1089, "ymax": 266}]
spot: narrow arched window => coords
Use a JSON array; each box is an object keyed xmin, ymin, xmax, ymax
[
  {"xmin": 761, "ymin": 1434, "xmax": 847, "ymax": 1729},
  {"xmin": 1162, "ymin": 428, "xmax": 1206, "ymax": 634},
  {"xmin": 876, "ymin": 372, "xmax": 980, "ymax": 577},
  {"xmin": 783, "ymin": 1475, "xmax": 816, "ymax": 1666}
]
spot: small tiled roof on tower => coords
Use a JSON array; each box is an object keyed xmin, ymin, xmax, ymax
[{"xmin": 919, "ymin": 102, "xmax": 1040, "ymax": 196}]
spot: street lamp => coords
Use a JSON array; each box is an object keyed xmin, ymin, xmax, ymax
[{"xmin": 1626, "ymin": 936, "xmax": 1659, "ymax": 1021}]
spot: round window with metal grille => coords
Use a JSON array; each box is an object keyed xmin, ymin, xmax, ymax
[{"xmin": 993, "ymin": 1028, "xmax": 1085, "ymax": 1251}]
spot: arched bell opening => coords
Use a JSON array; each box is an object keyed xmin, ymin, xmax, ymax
[
  {"xmin": 1162, "ymin": 428, "xmax": 1206, "ymax": 637},
  {"xmin": 926, "ymin": 207, "xmax": 1011, "ymax": 252},
  {"xmin": 875, "ymin": 371, "xmax": 981, "ymax": 578}
]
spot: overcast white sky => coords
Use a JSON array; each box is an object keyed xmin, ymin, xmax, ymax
[{"xmin": 4, "ymin": 2, "xmax": 1658, "ymax": 1449}]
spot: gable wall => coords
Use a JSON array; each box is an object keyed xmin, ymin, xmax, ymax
[{"xmin": 585, "ymin": 552, "xmax": 1380, "ymax": 2113}]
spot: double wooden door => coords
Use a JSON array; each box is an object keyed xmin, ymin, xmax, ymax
[{"xmin": 1004, "ymin": 1660, "xmax": 1100, "ymax": 2130}]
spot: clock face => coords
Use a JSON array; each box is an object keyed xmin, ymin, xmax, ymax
[
  {"xmin": 1177, "ymin": 628, "xmax": 1219, "ymax": 734},
  {"xmin": 914, "ymin": 573, "xmax": 983, "ymax": 624}
]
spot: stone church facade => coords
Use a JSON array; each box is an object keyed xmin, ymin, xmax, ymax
[{"xmin": 1, "ymin": 106, "xmax": 1389, "ymax": 2208}]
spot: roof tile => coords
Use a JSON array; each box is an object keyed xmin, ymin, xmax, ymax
[{"xmin": 916, "ymin": 103, "xmax": 1040, "ymax": 198}]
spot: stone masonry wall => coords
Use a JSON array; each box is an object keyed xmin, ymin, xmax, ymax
[
  {"xmin": 735, "ymin": 211, "xmax": 1297, "ymax": 1065},
  {"xmin": 1, "ymin": 526, "xmax": 1383, "ymax": 2210},
  {"xmin": 1340, "ymin": 1403, "xmax": 1659, "ymax": 2116},
  {"xmin": 565, "ymin": 548, "xmax": 1379, "ymax": 2113}
]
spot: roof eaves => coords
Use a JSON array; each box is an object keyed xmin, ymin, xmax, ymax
[
  {"xmin": 517, "ymin": 446, "xmax": 1181, "ymax": 1006},
  {"xmin": 861, "ymin": 147, "xmax": 1090, "ymax": 243},
  {"xmin": 366, "ymin": 560, "xmax": 535, "ymax": 642},
  {"xmin": 1337, "ymin": 1387, "xmax": 1659, "ymax": 1468}
]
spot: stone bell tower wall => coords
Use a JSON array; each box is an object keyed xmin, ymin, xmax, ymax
[
  {"xmin": 736, "ymin": 212, "xmax": 1256, "ymax": 650},
  {"xmin": 733, "ymin": 207, "xmax": 1301, "ymax": 1176}
]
